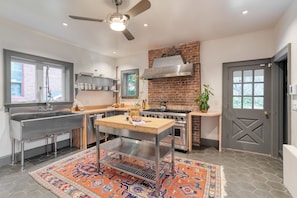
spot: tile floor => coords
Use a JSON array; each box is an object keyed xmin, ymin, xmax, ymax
[{"xmin": 0, "ymin": 146, "xmax": 293, "ymax": 198}]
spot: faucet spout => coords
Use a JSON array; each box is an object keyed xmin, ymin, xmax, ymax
[{"xmin": 46, "ymin": 102, "xmax": 53, "ymax": 111}]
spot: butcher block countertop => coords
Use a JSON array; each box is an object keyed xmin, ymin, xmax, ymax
[
  {"xmin": 95, "ymin": 115, "xmax": 175, "ymax": 134},
  {"xmin": 74, "ymin": 107, "xmax": 131, "ymax": 115}
]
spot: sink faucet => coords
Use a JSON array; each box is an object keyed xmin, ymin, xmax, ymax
[
  {"xmin": 46, "ymin": 102, "xmax": 53, "ymax": 111},
  {"xmin": 39, "ymin": 102, "xmax": 53, "ymax": 111}
]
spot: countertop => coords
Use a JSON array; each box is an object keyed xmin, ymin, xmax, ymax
[
  {"xmin": 78, "ymin": 107, "xmax": 130, "ymax": 115},
  {"xmin": 95, "ymin": 115, "xmax": 175, "ymax": 134},
  {"xmin": 73, "ymin": 105, "xmax": 135, "ymax": 115},
  {"xmin": 189, "ymin": 111, "xmax": 221, "ymax": 116}
]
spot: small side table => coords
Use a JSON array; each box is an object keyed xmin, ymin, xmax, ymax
[{"xmin": 188, "ymin": 111, "xmax": 222, "ymax": 152}]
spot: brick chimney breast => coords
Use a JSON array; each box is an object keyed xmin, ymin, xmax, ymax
[{"xmin": 148, "ymin": 41, "xmax": 201, "ymax": 146}]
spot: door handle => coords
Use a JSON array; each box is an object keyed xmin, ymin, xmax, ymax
[{"xmin": 264, "ymin": 111, "xmax": 270, "ymax": 118}]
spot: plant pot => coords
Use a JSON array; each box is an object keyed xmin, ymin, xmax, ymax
[{"xmin": 200, "ymin": 104, "xmax": 209, "ymax": 113}]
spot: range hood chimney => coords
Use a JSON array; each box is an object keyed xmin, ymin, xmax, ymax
[{"xmin": 142, "ymin": 55, "xmax": 193, "ymax": 80}]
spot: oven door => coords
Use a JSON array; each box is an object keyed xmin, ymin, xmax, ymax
[{"xmin": 161, "ymin": 123, "xmax": 188, "ymax": 151}]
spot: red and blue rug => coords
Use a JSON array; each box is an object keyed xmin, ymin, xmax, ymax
[{"xmin": 30, "ymin": 147, "xmax": 222, "ymax": 198}]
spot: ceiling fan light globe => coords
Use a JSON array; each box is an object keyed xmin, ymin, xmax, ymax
[
  {"xmin": 110, "ymin": 21, "xmax": 126, "ymax": 31},
  {"xmin": 108, "ymin": 13, "xmax": 128, "ymax": 32}
]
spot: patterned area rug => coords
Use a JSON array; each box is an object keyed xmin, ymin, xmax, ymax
[{"xmin": 30, "ymin": 147, "xmax": 222, "ymax": 198}]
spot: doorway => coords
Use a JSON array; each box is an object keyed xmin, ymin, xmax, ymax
[
  {"xmin": 271, "ymin": 44, "xmax": 291, "ymax": 158},
  {"xmin": 222, "ymin": 59, "xmax": 272, "ymax": 154},
  {"xmin": 222, "ymin": 44, "xmax": 291, "ymax": 157}
]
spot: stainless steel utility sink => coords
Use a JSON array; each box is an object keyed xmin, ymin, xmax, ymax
[
  {"xmin": 9, "ymin": 110, "xmax": 83, "ymax": 171},
  {"xmin": 10, "ymin": 111, "xmax": 83, "ymax": 141}
]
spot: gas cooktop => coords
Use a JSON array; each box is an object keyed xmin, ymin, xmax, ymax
[{"xmin": 143, "ymin": 109, "xmax": 191, "ymax": 114}]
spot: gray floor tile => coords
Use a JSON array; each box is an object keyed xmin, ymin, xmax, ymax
[{"xmin": 0, "ymin": 146, "xmax": 293, "ymax": 197}]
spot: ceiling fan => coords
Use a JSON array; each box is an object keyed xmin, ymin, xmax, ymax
[{"xmin": 69, "ymin": 0, "xmax": 151, "ymax": 40}]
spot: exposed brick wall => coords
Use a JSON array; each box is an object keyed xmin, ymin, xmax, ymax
[{"xmin": 148, "ymin": 41, "xmax": 201, "ymax": 145}]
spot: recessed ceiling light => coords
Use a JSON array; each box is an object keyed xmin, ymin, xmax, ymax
[
  {"xmin": 112, "ymin": 51, "xmax": 117, "ymax": 54},
  {"xmin": 144, "ymin": 23, "xmax": 148, "ymax": 27},
  {"xmin": 62, "ymin": 22, "xmax": 68, "ymax": 26},
  {"xmin": 242, "ymin": 10, "xmax": 248, "ymax": 15}
]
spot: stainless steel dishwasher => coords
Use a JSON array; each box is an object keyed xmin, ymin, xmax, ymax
[{"xmin": 87, "ymin": 113, "xmax": 106, "ymax": 147}]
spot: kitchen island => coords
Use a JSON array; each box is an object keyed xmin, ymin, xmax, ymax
[{"xmin": 95, "ymin": 115, "xmax": 175, "ymax": 197}]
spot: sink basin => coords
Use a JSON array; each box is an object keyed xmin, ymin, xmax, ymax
[
  {"xmin": 11, "ymin": 111, "xmax": 76, "ymax": 121},
  {"xmin": 10, "ymin": 111, "xmax": 83, "ymax": 141}
]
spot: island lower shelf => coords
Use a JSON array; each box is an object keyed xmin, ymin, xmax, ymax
[
  {"xmin": 100, "ymin": 153, "xmax": 170, "ymax": 183},
  {"xmin": 100, "ymin": 137, "xmax": 172, "ymax": 162}
]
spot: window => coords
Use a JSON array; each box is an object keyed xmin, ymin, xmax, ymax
[
  {"xmin": 4, "ymin": 49, "xmax": 74, "ymax": 105},
  {"xmin": 121, "ymin": 69, "xmax": 139, "ymax": 99},
  {"xmin": 232, "ymin": 69, "xmax": 264, "ymax": 109}
]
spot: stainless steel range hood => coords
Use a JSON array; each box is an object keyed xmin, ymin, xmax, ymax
[{"xmin": 142, "ymin": 55, "xmax": 193, "ymax": 79}]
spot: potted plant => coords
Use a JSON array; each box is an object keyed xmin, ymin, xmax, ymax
[{"xmin": 195, "ymin": 84, "xmax": 214, "ymax": 113}]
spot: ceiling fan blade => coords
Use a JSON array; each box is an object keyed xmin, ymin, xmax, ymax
[
  {"xmin": 69, "ymin": 15, "xmax": 104, "ymax": 22},
  {"xmin": 126, "ymin": 0, "xmax": 151, "ymax": 18},
  {"xmin": 122, "ymin": 29, "xmax": 135, "ymax": 40}
]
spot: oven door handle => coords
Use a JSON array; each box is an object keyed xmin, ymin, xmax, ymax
[{"xmin": 174, "ymin": 122, "xmax": 187, "ymax": 127}]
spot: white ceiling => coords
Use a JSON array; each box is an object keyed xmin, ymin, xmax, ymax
[{"xmin": 0, "ymin": 0, "xmax": 293, "ymax": 58}]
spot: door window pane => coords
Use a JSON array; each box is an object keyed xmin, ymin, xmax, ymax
[
  {"xmin": 243, "ymin": 70, "xmax": 253, "ymax": 82},
  {"xmin": 254, "ymin": 97, "xmax": 264, "ymax": 109},
  {"xmin": 243, "ymin": 83, "xmax": 252, "ymax": 96},
  {"xmin": 233, "ymin": 97, "xmax": 242, "ymax": 109},
  {"xmin": 254, "ymin": 69, "xmax": 264, "ymax": 82},
  {"xmin": 243, "ymin": 97, "xmax": 252, "ymax": 109},
  {"xmin": 232, "ymin": 68, "xmax": 265, "ymax": 110},
  {"xmin": 254, "ymin": 83, "xmax": 264, "ymax": 96},
  {"xmin": 233, "ymin": 84, "xmax": 242, "ymax": 96},
  {"xmin": 233, "ymin": 71, "xmax": 242, "ymax": 83}
]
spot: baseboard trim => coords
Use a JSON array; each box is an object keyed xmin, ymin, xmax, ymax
[
  {"xmin": 0, "ymin": 139, "xmax": 70, "ymax": 167},
  {"xmin": 193, "ymin": 138, "xmax": 219, "ymax": 150}
]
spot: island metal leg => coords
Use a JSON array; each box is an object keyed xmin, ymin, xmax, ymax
[
  {"xmin": 155, "ymin": 136, "xmax": 160, "ymax": 197},
  {"xmin": 96, "ymin": 125, "xmax": 101, "ymax": 170}
]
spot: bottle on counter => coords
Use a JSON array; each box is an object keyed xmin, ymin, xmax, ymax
[{"xmin": 74, "ymin": 104, "xmax": 79, "ymax": 111}]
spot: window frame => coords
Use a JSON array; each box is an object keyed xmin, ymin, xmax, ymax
[
  {"xmin": 3, "ymin": 49, "xmax": 74, "ymax": 109},
  {"xmin": 120, "ymin": 69, "xmax": 139, "ymax": 99}
]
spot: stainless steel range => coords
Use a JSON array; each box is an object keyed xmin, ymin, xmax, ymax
[{"xmin": 141, "ymin": 109, "xmax": 191, "ymax": 151}]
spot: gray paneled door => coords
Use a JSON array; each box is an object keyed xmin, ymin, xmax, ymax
[{"xmin": 223, "ymin": 59, "xmax": 271, "ymax": 154}]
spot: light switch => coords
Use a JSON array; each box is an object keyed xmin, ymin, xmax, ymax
[
  {"xmin": 289, "ymin": 84, "xmax": 297, "ymax": 95},
  {"xmin": 293, "ymin": 95, "xmax": 297, "ymax": 111}
]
